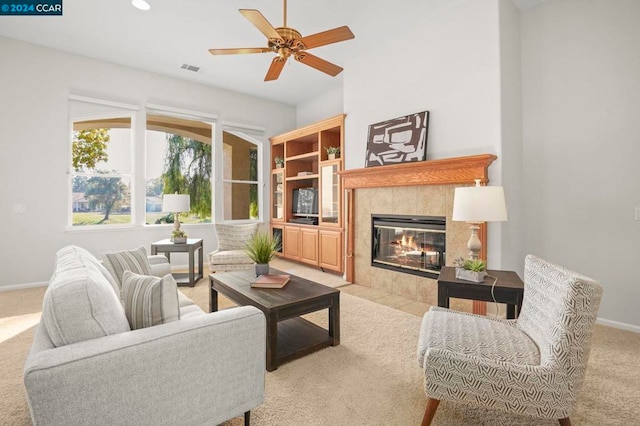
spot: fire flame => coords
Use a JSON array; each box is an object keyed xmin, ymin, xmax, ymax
[{"xmin": 399, "ymin": 235, "xmax": 417, "ymax": 251}]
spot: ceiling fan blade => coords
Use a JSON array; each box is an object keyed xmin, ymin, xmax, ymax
[
  {"xmin": 295, "ymin": 52, "xmax": 343, "ymax": 77},
  {"xmin": 209, "ymin": 47, "xmax": 271, "ymax": 55},
  {"xmin": 239, "ymin": 9, "xmax": 283, "ymax": 42},
  {"xmin": 299, "ymin": 26, "xmax": 355, "ymax": 50},
  {"xmin": 265, "ymin": 57, "xmax": 286, "ymax": 81}
]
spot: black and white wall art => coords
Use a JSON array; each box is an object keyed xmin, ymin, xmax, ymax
[{"xmin": 364, "ymin": 111, "xmax": 429, "ymax": 167}]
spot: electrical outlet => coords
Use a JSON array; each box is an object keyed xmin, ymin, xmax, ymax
[
  {"xmin": 635, "ymin": 207, "xmax": 640, "ymax": 221},
  {"xmin": 13, "ymin": 204, "xmax": 27, "ymax": 214}
]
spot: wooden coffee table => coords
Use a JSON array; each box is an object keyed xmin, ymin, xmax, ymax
[{"xmin": 209, "ymin": 269, "xmax": 340, "ymax": 371}]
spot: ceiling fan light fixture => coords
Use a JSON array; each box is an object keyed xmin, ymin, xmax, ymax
[{"xmin": 131, "ymin": 0, "xmax": 151, "ymax": 11}]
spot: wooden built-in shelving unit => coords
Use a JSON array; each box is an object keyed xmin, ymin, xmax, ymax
[{"xmin": 270, "ymin": 115, "xmax": 345, "ymax": 273}]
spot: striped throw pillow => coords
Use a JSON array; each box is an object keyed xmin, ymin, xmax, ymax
[
  {"xmin": 103, "ymin": 247, "xmax": 153, "ymax": 291},
  {"xmin": 122, "ymin": 271, "xmax": 180, "ymax": 330}
]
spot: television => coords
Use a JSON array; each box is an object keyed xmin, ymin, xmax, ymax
[{"xmin": 292, "ymin": 188, "xmax": 318, "ymax": 216}]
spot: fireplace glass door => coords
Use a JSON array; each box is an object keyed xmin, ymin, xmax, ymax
[{"xmin": 372, "ymin": 215, "xmax": 445, "ymax": 279}]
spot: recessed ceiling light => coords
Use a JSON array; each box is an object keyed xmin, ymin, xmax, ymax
[{"xmin": 131, "ymin": 0, "xmax": 151, "ymax": 11}]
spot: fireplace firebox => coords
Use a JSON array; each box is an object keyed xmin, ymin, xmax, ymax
[{"xmin": 371, "ymin": 215, "xmax": 446, "ymax": 279}]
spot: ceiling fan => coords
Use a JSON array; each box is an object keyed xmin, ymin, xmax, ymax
[{"xmin": 209, "ymin": 0, "xmax": 355, "ymax": 81}]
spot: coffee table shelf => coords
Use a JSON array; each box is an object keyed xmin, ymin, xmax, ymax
[{"xmin": 277, "ymin": 317, "xmax": 333, "ymax": 364}]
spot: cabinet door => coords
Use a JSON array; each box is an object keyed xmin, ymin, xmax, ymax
[
  {"xmin": 300, "ymin": 228, "xmax": 319, "ymax": 265},
  {"xmin": 319, "ymin": 161, "xmax": 341, "ymax": 226},
  {"xmin": 319, "ymin": 230, "xmax": 343, "ymax": 272},
  {"xmin": 272, "ymin": 170, "xmax": 285, "ymax": 221},
  {"xmin": 284, "ymin": 227, "xmax": 301, "ymax": 260}
]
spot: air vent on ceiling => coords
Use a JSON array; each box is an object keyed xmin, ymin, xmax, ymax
[{"xmin": 180, "ymin": 64, "xmax": 201, "ymax": 73}]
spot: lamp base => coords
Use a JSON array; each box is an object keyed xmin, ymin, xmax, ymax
[{"xmin": 467, "ymin": 223, "xmax": 482, "ymax": 261}]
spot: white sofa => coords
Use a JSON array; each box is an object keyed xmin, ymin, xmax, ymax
[{"xmin": 24, "ymin": 245, "xmax": 266, "ymax": 426}]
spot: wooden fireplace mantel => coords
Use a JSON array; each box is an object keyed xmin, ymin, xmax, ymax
[
  {"xmin": 339, "ymin": 154, "xmax": 497, "ymax": 189},
  {"xmin": 339, "ymin": 153, "xmax": 497, "ymax": 285}
]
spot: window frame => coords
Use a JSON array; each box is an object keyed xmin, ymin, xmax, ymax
[
  {"xmin": 67, "ymin": 111, "xmax": 136, "ymax": 231},
  {"xmin": 143, "ymin": 107, "xmax": 216, "ymax": 227},
  {"xmin": 218, "ymin": 125, "xmax": 265, "ymax": 224}
]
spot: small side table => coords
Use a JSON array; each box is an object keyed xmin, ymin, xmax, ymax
[
  {"xmin": 151, "ymin": 238, "xmax": 203, "ymax": 287},
  {"xmin": 437, "ymin": 266, "xmax": 524, "ymax": 319}
]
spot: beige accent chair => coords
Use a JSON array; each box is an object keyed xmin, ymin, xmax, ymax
[
  {"xmin": 208, "ymin": 223, "xmax": 259, "ymax": 272},
  {"xmin": 417, "ymin": 255, "xmax": 603, "ymax": 426}
]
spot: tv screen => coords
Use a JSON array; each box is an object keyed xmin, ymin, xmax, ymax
[{"xmin": 292, "ymin": 188, "xmax": 318, "ymax": 216}]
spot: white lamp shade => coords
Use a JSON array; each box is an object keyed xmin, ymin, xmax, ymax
[
  {"xmin": 162, "ymin": 194, "xmax": 190, "ymax": 213},
  {"xmin": 452, "ymin": 185, "xmax": 507, "ymax": 222}
]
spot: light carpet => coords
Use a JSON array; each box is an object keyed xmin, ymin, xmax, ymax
[{"xmin": 1, "ymin": 283, "xmax": 640, "ymax": 425}]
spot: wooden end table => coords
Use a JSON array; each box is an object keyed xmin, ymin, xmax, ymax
[
  {"xmin": 150, "ymin": 238, "xmax": 203, "ymax": 287},
  {"xmin": 209, "ymin": 269, "xmax": 340, "ymax": 372},
  {"xmin": 437, "ymin": 266, "xmax": 524, "ymax": 319}
]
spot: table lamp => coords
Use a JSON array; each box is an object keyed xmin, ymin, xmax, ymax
[
  {"xmin": 162, "ymin": 193, "xmax": 190, "ymax": 237},
  {"xmin": 452, "ymin": 179, "xmax": 507, "ymax": 260}
]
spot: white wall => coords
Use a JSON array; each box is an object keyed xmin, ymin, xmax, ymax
[
  {"xmin": 521, "ymin": 0, "xmax": 640, "ymax": 329},
  {"xmin": 0, "ymin": 36, "xmax": 295, "ymax": 289},
  {"xmin": 498, "ymin": 0, "xmax": 524, "ymax": 273},
  {"xmin": 296, "ymin": 86, "xmax": 343, "ymax": 127},
  {"xmin": 343, "ymin": 0, "xmax": 507, "ymax": 268}
]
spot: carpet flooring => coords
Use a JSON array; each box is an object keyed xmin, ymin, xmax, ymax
[{"xmin": 1, "ymin": 276, "xmax": 640, "ymax": 425}]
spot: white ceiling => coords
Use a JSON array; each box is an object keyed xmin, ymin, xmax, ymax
[{"xmin": 0, "ymin": 0, "xmax": 544, "ymax": 106}]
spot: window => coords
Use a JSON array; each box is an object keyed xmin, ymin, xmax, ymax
[
  {"xmin": 222, "ymin": 131, "xmax": 260, "ymax": 221},
  {"xmin": 145, "ymin": 114, "xmax": 212, "ymax": 224},
  {"xmin": 69, "ymin": 115, "xmax": 133, "ymax": 227}
]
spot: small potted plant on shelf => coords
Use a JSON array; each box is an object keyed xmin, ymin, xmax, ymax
[
  {"xmin": 171, "ymin": 229, "xmax": 188, "ymax": 244},
  {"xmin": 454, "ymin": 257, "xmax": 487, "ymax": 283},
  {"xmin": 274, "ymin": 156, "xmax": 284, "ymax": 169},
  {"xmin": 326, "ymin": 146, "xmax": 340, "ymax": 160},
  {"xmin": 245, "ymin": 232, "xmax": 281, "ymax": 276}
]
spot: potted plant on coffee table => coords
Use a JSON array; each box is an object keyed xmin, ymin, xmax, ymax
[
  {"xmin": 245, "ymin": 232, "xmax": 281, "ymax": 276},
  {"xmin": 454, "ymin": 257, "xmax": 487, "ymax": 283}
]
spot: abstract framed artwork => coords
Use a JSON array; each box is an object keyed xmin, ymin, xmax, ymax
[{"xmin": 364, "ymin": 111, "xmax": 429, "ymax": 167}]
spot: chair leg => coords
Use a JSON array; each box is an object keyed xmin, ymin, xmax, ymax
[
  {"xmin": 558, "ymin": 418, "xmax": 571, "ymax": 426},
  {"xmin": 421, "ymin": 398, "xmax": 440, "ymax": 426},
  {"xmin": 244, "ymin": 411, "xmax": 250, "ymax": 426}
]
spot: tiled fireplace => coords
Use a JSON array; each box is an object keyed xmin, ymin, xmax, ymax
[{"xmin": 340, "ymin": 154, "xmax": 497, "ymax": 311}]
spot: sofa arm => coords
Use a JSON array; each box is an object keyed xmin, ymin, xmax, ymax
[
  {"xmin": 148, "ymin": 254, "xmax": 171, "ymax": 277},
  {"xmin": 24, "ymin": 306, "xmax": 266, "ymax": 426}
]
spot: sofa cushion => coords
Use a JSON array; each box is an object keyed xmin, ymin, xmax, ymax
[
  {"xmin": 54, "ymin": 245, "xmax": 120, "ymax": 296},
  {"xmin": 43, "ymin": 246, "xmax": 131, "ymax": 348},
  {"xmin": 215, "ymin": 223, "xmax": 258, "ymax": 251},
  {"xmin": 103, "ymin": 246, "xmax": 152, "ymax": 290},
  {"xmin": 122, "ymin": 271, "xmax": 180, "ymax": 330},
  {"xmin": 209, "ymin": 249, "xmax": 254, "ymax": 265}
]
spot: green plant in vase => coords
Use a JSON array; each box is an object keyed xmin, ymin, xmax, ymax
[
  {"xmin": 274, "ymin": 156, "xmax": 284, "ymax": 168},
  {"xmin": 172, "ymin": 229, "xmax": 187, "ymax": 244},
  {"xmin": 245, "ymin": 232, "xmax": 281, "ymax": 276},
  {"xmin": 325, "ymin": 146, "xmax": 340, "ymax": 159},
  {"xmin": 454, "ymin": 257, "xmax": 487, "ymax": 282}
]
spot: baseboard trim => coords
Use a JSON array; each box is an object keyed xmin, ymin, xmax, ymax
[
  {"xmin": 0, "ymin": 281, "xmax": 49, "ymax": 292},
  {"xmin": 597, "ymin": 317, "xmax": 640, "ymax": 334}
]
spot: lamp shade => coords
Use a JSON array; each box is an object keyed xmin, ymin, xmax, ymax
[
  {"xmin": 452, "ymin": 185, "xmax": 507, "ymax": 223},
  {"xmin": 162, "ymin": 194, "xmax": 190, "ymax": 213}
]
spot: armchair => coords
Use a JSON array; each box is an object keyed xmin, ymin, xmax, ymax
[
  {"xmin": 208, "ymin": 223, "xmax": 258, "ymax": 272},
  {"xmin": 417, "ymin": 255, "xmax": 603, "ymax": 425}
]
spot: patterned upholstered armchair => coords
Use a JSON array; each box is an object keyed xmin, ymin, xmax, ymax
[
  {"xmin": 208, "ymin": 223, "xmax": 259, "ymax": 273},
  {"xmin": 417, "ymin": 255, "xmax": 603, "ymax": 426}
]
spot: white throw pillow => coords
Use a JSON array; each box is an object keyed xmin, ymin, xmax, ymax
[
  {"xmin": 122, "ymin": 271, "xmax": 180, "ymax": 330},
  {"xmin": 102, "ymin": 246, "xmax": 152, "ymax": 291}
]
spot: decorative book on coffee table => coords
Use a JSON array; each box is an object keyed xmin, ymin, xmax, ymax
[{"xmin": 251, "ymin": 274, "xmax": 290, "ymax": 289}]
